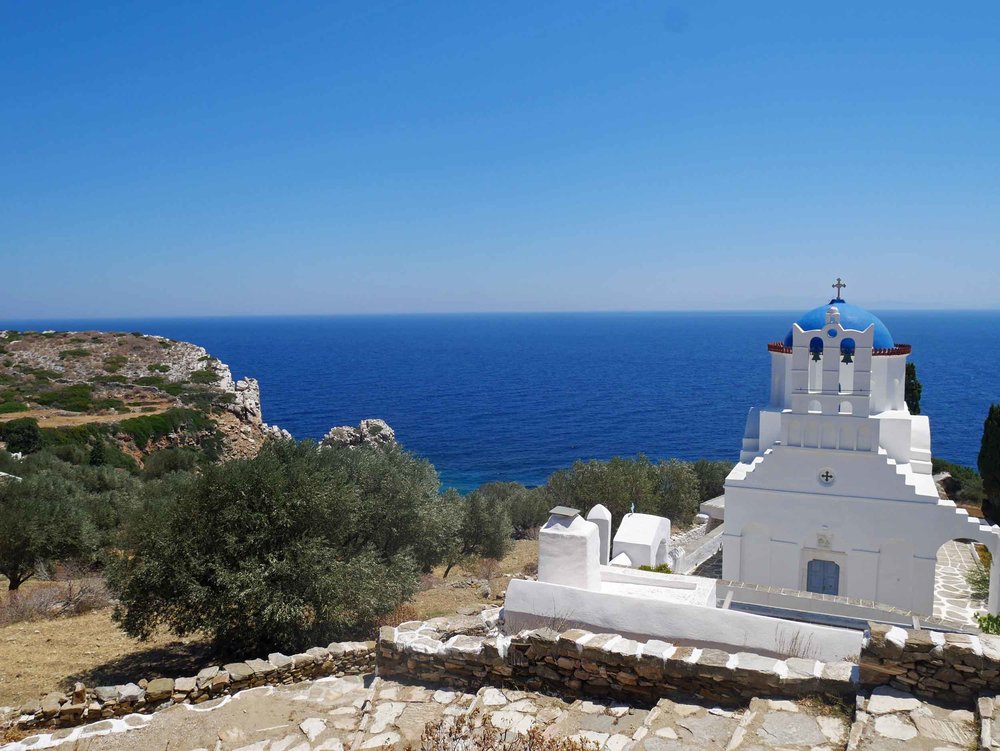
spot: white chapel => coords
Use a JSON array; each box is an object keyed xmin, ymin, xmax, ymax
[{"xmin": 722, "ymin": 279, "xmax": 1000, "ymax": 616}]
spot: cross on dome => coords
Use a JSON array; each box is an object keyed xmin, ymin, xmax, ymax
[{"xmin": 832, "ymin": 277, "xmax": 847, "ymax": 300}]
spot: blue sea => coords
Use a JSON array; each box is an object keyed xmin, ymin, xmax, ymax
[{"xmin": 3, "ymin": 312, "xmax": 998, "ymax": 492}]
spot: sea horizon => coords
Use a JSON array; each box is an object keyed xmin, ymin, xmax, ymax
[{"xmin": 3, "ymin": 309, "xmax": 997, "ymax": 491}]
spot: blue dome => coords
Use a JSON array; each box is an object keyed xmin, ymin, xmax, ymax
[{"xmin": 782, "ymin": 298, "xmax": 895, "ymax": 349}]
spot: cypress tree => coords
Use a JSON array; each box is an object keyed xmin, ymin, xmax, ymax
[
  {"xmin": 905, "ymin": 362, "xmax": 922, "ymax": 415},
  {"xmin": 979, "ymin": 405, "xmax": 1000, "ymax": 508},
  {"xmin": 89, "ymin": 439, "xmax": 107, "ymax": 466}
]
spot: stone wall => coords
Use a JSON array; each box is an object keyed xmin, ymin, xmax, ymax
[
  {"xmin": 10, "ymin": 641, "xmax": 374, "ymax": 733},
  {"xmin": 860, "ymin": 622, "xmax": 1000, "ymax": 702},
  {"xmin": 377, "ymin": 622, "xmax": 857, "ymax": 706}
]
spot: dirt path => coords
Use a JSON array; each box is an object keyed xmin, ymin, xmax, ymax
[{"xmin": 0, "ymin": 404, "xmax": 172, "ymax": 429}]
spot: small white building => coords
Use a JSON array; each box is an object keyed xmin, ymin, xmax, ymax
[
  {"xmin": 722, "ymin": 282, "xmax": 1000, "ymax": 615},
  {"xmin": 610, "ymin": 513, "xmax": 671, "ymax": 568},
  {"xmin": 504, "ymin": 506, "xmax": 863, "ymax": 661}
]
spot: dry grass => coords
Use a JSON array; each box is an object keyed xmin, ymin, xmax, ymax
[
  {"xmin": 409, "ymin": 539, "xmax": 538, "ymax": 619},
  {"xmin": 0, "ymin": 540, "xmax": 541, "ymax": 709},
  {"xmin": 0, "ymin": 402, "xmax": 172, "ymax": 428},
  {"xmin": 413, "ymin": 707, "xmax": 594, "ymax": 751},
  {"xmin": 0, "ymin": 604, "xmax": 209, "ymax": 709}
]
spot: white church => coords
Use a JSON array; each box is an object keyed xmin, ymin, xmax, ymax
[
  {"xmin": 721, "ymin": 279, "xmax": 1000, "ymax": 615},
  {"xmin": 505, "ymin": 280, "xmax": 999, "ymax": 658}
]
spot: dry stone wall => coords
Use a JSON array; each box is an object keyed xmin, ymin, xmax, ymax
[
  {"xmin": 860, "ymin": 622, "xmax": 1000, "ymax": 702},
  {"xmin": 10, "ymin": 641, "xmax": 374, "ymax": 733},
  {"xmin": 377, "ymin": 621, "xmax": 857, "ymax": 706}
]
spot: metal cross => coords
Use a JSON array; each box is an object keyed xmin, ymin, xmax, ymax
[
  {"xmin": 821, "ymin": 470, "xmax": 834, "ymax": 483},
  {"xmin": 832, "ymin": 277, "xmax": 847, "ymax": 298}
]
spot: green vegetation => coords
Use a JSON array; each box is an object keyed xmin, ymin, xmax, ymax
[
  {"xmin": 441, "ymin": 486, "xmax": 514, "ymax": 577},
  {"xmin": 189, "ymin": 368, "xmax": 220, "ymax": 385},
  {"xmin": 147, "ymin": 363, "xmax": 170, "ymax": 373},
  {"xmin": 141, "ymin": 447, "xmax": 200, "ymax": 478},
  {"xmin": 638, "ymin": 563, "xmax": 673, "ymax": 574},
  {"xmin": 108, "ymin": 441, "xmax": 453, "ymax": 653},
  {"xmin": 0, "ymin": 402, "xmax": 29, "ymax": 414},
  {"xmin": 544, "ymin": 455, "xmax": 710, "ymax": 528},
  {"xmin": 117, "ymin": 408, "xmax": 214, "ymax": 448},
  {"xmin": 931, "ymin": 457, "xmax": 986, "ymax": 510},
  {"xmin": 58, "ymin": 348, "xmax": 91, "ymax": 359},
  {"xmin": 905, "ymin": 362, "xmax": 922, "ymax": 415},
  {"xmin": 0, "ymin": 467, "xmax": 98, "ymax": 591},
  {"xmin": 0, "ymin": 418, "xmax": 42, "ymax": 453},
  {"xmin": 980, "ymin": 405, "xmax": 1000, "ymax": 519},
  {"xmin": 34, "ymin": 383, "xmax": 95, "ymax": 412},
  {"xmin": 977, "ymin": 613, "xmax": 1000, "ymax": 635},
  {"xmin": 102, "ymin": 355, "xmax": 128, "ymax": 373}
]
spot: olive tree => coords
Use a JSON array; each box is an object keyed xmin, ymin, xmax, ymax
[
  {"xmin": 0, "ymin": 472, "xmax": 95, "ymax": 592},
  {"xmin": 108, "ymin": 440, "xmax": 455, "ymax": 654}
]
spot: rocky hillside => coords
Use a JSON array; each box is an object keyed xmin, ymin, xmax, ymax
[{"xmin": 0, "ymin": 329, "xmax": 288, "ymax": 463}]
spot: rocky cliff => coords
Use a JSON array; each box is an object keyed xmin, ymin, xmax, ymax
[{"xmin": 0, "ymin": 329, "xmax": 289, "ymax": 462}]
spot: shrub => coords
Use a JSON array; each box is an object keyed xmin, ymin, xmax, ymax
[
  {"xmin": 638, "ymin": 563, "xmax": 673, "ymax": 574},
  {"xmin": 0, "ymin": 402, "xmax": 28, "ymax": 414},
  {"xmin": 102, "ymin": 355, "xmax": 128, "ymax": 373},
  {"xmin": 147, "ymin": 363, "xmax": 169, "ymax": 373},
  {"xmin": 0, "ymin": 417, "xmax": 41, "ymax": 453},
  {"xmin": 977, "ymin": 613, "xmax": 1000, "ymax": 635},
  {"xmin": 116, "ymin": 408, "xmax": 213, "ymax": 448},
  {"xmin": 142, "ymin": 447, "xmax": 200, "ymax": 478},
  {"xmin": 58, "ymin": 348, "xmax": 90, "ymax": 359},
  {"xmin": 189, "ymin": 368, "xmax": 219, "ymax": 385},
  {"xmin": 966, "ymin": 563, "xmax": 990, "ymax": 601},
  {"xmin": 108, "ymin": 440, "xmax": 450, "ymax": 654},
  {"xmin": 34, "ymin": 384, "xmax": 94, "ymax": 412}
]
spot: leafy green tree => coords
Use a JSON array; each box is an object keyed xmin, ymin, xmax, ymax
[
  {"xmin": 470, "ymin": 482, "xmax": 548, "ymax": 538},
  {"xmin": 0, "ymin": 473, "xmax": 95, "ymax": 591},
  {"xmin": 108, "ymin": 441, "xmax": 449, "ymax": 654},
  {"xmin": 979, "ymin": 405, "xmax": 1000, "ymax": 516},
  {"xmin": 691, "ymin": 459, "xmax": 732, "ymax": 503},
  {"xmin": 545, "ymin": 456, "xmax": 662, "ymax": 525},
  {"xmin": 0, "ymin": 417, "xmax": 41, "ymax": 454},
  {"xmin": 656, "ymin": 459, "xmax": 702, "ymax": 525},
  {"xmin": 905, "ymin": 362, "xmax": 923, "ymax": 415},
  {"xmin": 442, "ymin": 487, "xmax": 513, "ymax": 577}
]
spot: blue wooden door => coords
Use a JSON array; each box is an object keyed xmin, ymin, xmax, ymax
[{"xmin": 806, "ymin": 559, "xmax": 840, "ymax": 595}]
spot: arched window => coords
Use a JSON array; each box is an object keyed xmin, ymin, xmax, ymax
[
  {"xmin": 839, "ymin": 400, "xmax": 853, "ymax": 415},
  {"xmin": 808, "ymin": 337, "xmax": 824, "ymax": 392},
  {"xmin": 839, "ymin": 338, "xmax": 856, "ymax": 393}
]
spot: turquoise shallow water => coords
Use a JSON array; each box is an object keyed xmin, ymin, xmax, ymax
[{"xmin": 4, "ymin": 311, "xmax": 998, "ymax": 492}]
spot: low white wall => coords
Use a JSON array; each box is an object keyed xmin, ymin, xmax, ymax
[{"xmin": 504, "ymin": 578, "xmax": 862, "ymax": 663}]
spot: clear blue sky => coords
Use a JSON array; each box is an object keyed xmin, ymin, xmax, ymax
[{"xmin": 2, "ymin": 2, "xmax": 998, "ymax": 318}]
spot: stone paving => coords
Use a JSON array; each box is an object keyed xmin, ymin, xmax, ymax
[
  {"xmin": 0, "ymin": 676, "xmax": 981, "ymax": 751},
  {"xmin": 852, "ymin": 686, "xmax": 976, "ymax": 751},
  {"xmin": 933, "ymin": 540, "xmax": 983, "ymax": 625}
]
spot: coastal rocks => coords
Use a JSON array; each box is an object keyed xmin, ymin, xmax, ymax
[{"xmin": 320, "ymin": 419, "xmax": 396, "ymax": 450}]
